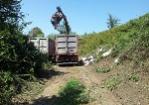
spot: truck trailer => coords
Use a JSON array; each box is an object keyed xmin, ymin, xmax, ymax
[
  {"xmin": 55, "ymin": 35, "xmax": 79, "ymax": 65},
  {"xmin": 29, "ymin": 37, "xmax": 49, "ymax": 54},
  {"xmin": 30, "ymin": 35, "xmax": 79, "ymax": 65}
]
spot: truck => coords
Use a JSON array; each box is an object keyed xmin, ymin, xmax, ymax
[
  {"xmin": 29, "ymin": 37, "xmax": 49, "ymax": 54},
  {"xmin": 30, "ymin": 36, "xmax": 79, "ymax": 65},
  {"xmin": 55, "ymin": 35, "xmax": 79, "ymax": 65},
  {"xmin": 49, "ymin": 7, "xmax": 79, "ymax": 65}
]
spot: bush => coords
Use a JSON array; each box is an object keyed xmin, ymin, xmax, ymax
[
  {"xmin": 57, "ymin": 79, "xmax": 89, "ymax": 105},
  {"xmin": 95, "ymin": 67, "xmax": 111, "ymax": 73},
  {"xmin": 129, "ymin": 74, "xmax": 139, "ymax": 82},
  {"xmin": 0, "ymin": 1, "xmax": 50, "ymax": 104},
  {"xmin": 0, "ymin": 30, "xmax": 49, "ymax": 104},
  {"xmin": 104, "ymin": 76, "xmax": 121, "ymax": 91},
  {"xmin": 0, "ymin": 31, "xmax": 49, "ymax": 77},
  {"xmin": 0, "ymin": 72, "xmax": 15, "ymax": 104}
]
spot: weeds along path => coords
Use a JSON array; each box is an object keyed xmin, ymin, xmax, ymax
[{"xmin": 31, "ymin": 66, "xmax": 121, "ymax": 105}]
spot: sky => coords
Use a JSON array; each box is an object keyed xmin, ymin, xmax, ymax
[{"xmin": 21, "ymin": 0, "xmax": 149, "ymax": 36}]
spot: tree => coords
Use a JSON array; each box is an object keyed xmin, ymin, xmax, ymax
[
  {"xmin": 0, "ymin": 0, "xmax": 23, "ymax": 31},
  {"xmin": 107, "ymin": 14, "xmax": 120, "ymax": 29},
  {"xmin": 28, "ymin": 27, "xmax": 44, "ymax": 37},
  {"xmin": 0, "ymin": 1, "xmax": 49, "ymax": 104},
  {"xmin": 70, "ymin": 32, "xmax": 77, "ymax": 35},
  {"xmin": 48, "ymin": 33, "xmax": 56, "ymax": 40},
  {"xmin": 0, "ymin": 0, "xmax": 24, "ymax": 104}
]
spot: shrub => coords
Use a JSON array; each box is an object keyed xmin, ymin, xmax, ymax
[
  {"xmin": 0, "ymin": 72, "xmax": 15, "ymax": 104},
  {"xmin": 104, "ymin": 76, "xmax": 121, "ymax": 91},
  {"xmin": 129, "ymin": 74, "xmax": 139, "ymax": 82},
  {"xmin": 57, "ymin": 79, "xmax": 89, "ymax": 105},
  {"xmin": 95, "ymin": 67, "xmax": 111, "ymax": 73},
  {"xmin": 0, "ymin": 0, "xmax": 50, "ymax": 104},
  {"xmin": 0, "ymin": 30, "xmax": 49, "ymax": 104},
  {"xmin": 0, "ymin": 31, "xmax": 49, "ymax": 78}
]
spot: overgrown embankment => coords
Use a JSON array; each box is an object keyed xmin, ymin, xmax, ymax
[
  {"xmin": 79, "ymin": 13, "xmax": 149, "ymax": 105},
  {"xmin": 0, "ymin": 0, "xmax": 51, "ymax": 104},
  {"xmin": 80, "ymin": 13, "xmax": 149, "ymax": 70},
  {"xmin": 80, "ymin": 14, "xmax": 149, "ymax": 60},
  {"xmin": 0, "ymin": 30, "xmax": 51, "ymax": 105}
]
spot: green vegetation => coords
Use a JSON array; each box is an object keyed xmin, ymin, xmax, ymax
[
  {"xmin": 0, "ymin": 0, "xmax": 23, "ymax": 31},
  {"xmin": 104, "ymin": 76, "xmax": 121, "ymax": 91},
  {"xmin": 48, "ymin": 34, "xmax": 56, "ymax": 40},
  {"xmin": 0, "ymin": 72, "xmax": 15, "ymax": 104},
  {"xmin": 107, "ymin": 14, "xmax": 120, "ymax": 29},
  {"xmin": 129, "ymin": 74, "xmax": 139, "ymax": 82},
  {"xmin": 79, "ymin": 13, "xmax": 149, "ymax": 56},
  {"xmin": 80, "ymin": 14, "xmax": 149, "ymax": 96},
  {"xmin": 28, "ymin": 27, "xmax": 44, "ymax": 37},
  {"xmin": 79, "ymin": 13, "xmax": 149, "ymax": 71},
  {"xmin": 0, "ymin": 0, "xmax": 50, "ymax": 104},
  {"xmin": 95, "ymin": 67, "xmax": 111, "ymax": 73},
  {"xmin": 57, "ymin": 79, "xmax": 89, "ymax": 105},
  {"xmin": 12, "ymin": 81, "xmax": 44, "ymax": 104}
]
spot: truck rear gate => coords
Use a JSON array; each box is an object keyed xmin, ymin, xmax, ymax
[
  {"xmin": 56, "ymin": 54, "xmax": 78, "ymax": 65},
  {"xmin": 30, "ymin": 37, "xmax": 49, "ymax": 54},
  {"xmin": 55, "ymin": 35, "xmax": 78, "ymax": 65}
]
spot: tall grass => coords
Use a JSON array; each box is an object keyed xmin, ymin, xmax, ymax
[{"xmin": 79, "ymin": 13, "xmax": 149, "ymax": 60}]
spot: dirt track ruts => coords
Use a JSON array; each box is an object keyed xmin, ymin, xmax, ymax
[{"xmin": 31, "ymin": 65, "xmax": 121, "ymax": 105}]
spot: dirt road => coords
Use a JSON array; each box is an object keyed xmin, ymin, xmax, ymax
[{"xmin": 31, "ymin": 66, "xmax": 121, "ymax": 105}]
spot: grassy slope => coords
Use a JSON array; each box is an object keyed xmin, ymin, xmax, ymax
[
  {"xmin": 79, "ymin": 13, "xmax": 149, "ymax": 59},
  {"xmin": 79, "ymin": 13, "xmax": 149, "ymax": 105}
]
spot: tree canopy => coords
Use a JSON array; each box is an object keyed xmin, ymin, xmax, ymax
[
  {"xmin": 107, "ymin": 14, "xmax": 120, "ymax": 29},
  {"xmin": 0, "ymin": 1, "xmax": 49, "ymax": 104},
  {"xmin": 28, "ymin": 27, "xmax": 44, "ymax": 37},
  {"xmin": 0, "ymin": 0, "xmax": 23, "ymax": 31}
]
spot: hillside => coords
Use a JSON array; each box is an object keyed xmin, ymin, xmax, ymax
[
  {"xmin": 79, "ymin": 13, "xmax": 149, "ymax": 105},
  {"xmin": 79, "ymin": 13, "xmax": 149, "ymax": 60}
]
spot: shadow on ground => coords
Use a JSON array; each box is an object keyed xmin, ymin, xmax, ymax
[
  {"xmin": 58, "ymin": 61, "xmax": 84, "ymax": 67},
  {"xmin": 31, "ymin": 95, "xmax": 59, "ymax": 105},
  {"xmin": 38, "ymin": 69, "xmax": 66, "ymax": 79},
  {"xmin": 12, "ymin": 69, "xmax": 67, "ymax": 105},
  {"xmin": 12, "ymin": 96, "xmax": 59, "ymax": 105}
]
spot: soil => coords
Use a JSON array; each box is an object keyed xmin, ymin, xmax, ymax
[
  {"xmin": 111, "ymin": 61, "xmax": 149, "ymax": 105},
  {"xmin": 30, "ymin": 65, "xmax": 121, "ymax": 105},
  {"xmin": 20, "ymin": 58, "xmax": 149, "ymax": 105}
]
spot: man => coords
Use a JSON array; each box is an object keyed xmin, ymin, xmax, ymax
[{"xmin": 51, "ymin": 7, "xmax": 64, "ymax": 29}]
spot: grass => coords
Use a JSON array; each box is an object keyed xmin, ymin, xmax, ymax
[
  {"xmin": 95, "ymin": 67, "xmax": 111, "ymax": 73},
  {"xmin": 79, "ymin": 13, "xmax": 149, "ymax": 75},
  {"xmin": 104, "ymin": 75, "xmax": 121, "ymax": 91},
  {"xmin": 79, "ymin": 13, "xmax": 149, "ymax": 61},
  {"xmin": 129, "ymin": 74, "xmax": 139, "ymax": 82},
  {"xmin": 57, "ymin": 79, "xmax": 89, "ymax": 105},
  {"xmin": 11, "ymin": 81, "xmax": 45, "ymax": 104}
]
